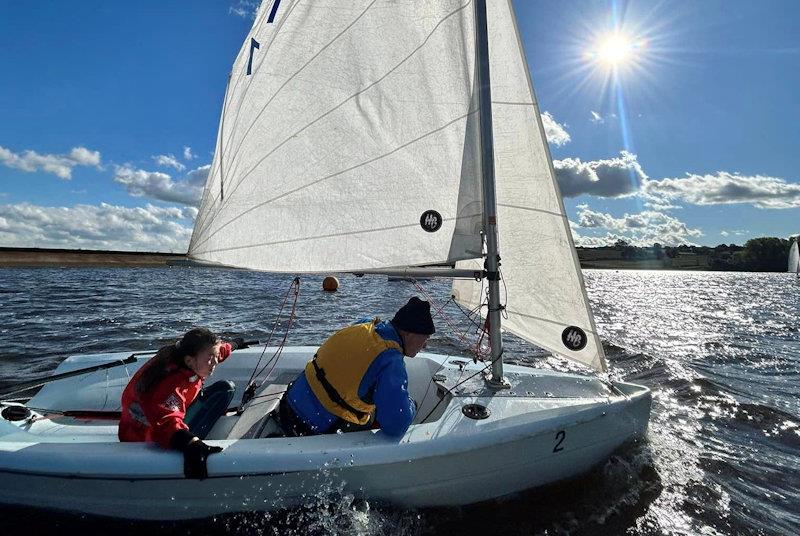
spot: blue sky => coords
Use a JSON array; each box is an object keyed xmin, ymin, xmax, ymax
[{"xmin": 0, "ymin": 0, "xmax": 798, "ymax": 252}]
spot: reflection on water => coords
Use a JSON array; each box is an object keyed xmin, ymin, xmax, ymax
[{"xmin": 0, "ymin": 268, "xmax": 798, "ymax": 535}]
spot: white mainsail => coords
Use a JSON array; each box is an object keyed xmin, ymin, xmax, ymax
[
  {"xmin": 190, "ymin": 0, "xmax": 484, "ymax": 272},
  {"xmin": 451, "ymin": 0, "xmax": 606, "ymax": 372},
  {"xmin": 190, "ymin": 0, "xmax": 605, "ymax": 372},
  {"xmin": 789, "ymin": 239, "xmax": 799, "ymax": 275}
]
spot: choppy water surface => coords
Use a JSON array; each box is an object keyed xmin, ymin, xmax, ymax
[{"xmin": 0, "ymin": 268, "xmax": 798, "ymax": 535}]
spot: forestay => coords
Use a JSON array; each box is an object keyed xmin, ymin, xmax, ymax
[
  {"xmin": 190, "ymin": 0, "xmax": 484, "ymax": 272},
  {"xmin": 451, "ymin": 0, "xmax": 606, "ymax": 372}
]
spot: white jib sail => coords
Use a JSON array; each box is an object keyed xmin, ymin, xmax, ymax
[
  {"xmin": 190, "ymin": 0, "xmax": 484, "ymax": 272},
  {"xmin": 789, "ymin": 240, "xmax": 799, "ymax": 274},
  {"xmin": 452, "ymin": 0, "xmax": 607, "ymax": 372}
]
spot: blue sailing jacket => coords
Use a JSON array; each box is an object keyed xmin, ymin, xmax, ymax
[{"xmin": 286, "ymin": 319, "xmax": 416, "ymax": 437}]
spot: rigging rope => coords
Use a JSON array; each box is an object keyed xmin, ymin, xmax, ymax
[
  {"xmin": 411, "ymin": 280, "xmax": 489, "ymax": 362},
  {"xmin": 241, "ymin": 277, "xmax": 301, "ymax": 407}
]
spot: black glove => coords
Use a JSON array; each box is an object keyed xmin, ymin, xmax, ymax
[
  {"xmin": 183, "ymin": 439, "xmax": 223, "ymax": 479},
  {"xmin": 171, "ymin": 430, "xmax": 223, "ymax": 479},
  {"xmin": 229, "ymin": 337, "xmax": 247, "ymax": 350}
]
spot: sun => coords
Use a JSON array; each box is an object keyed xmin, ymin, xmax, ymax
[
  {"xmin": 598, "ymin": 34, "xmax": 634, "ymax": 65},
  {"xmin": 585, "ymin": 33, "xmax": 646, "ymax": 69}
]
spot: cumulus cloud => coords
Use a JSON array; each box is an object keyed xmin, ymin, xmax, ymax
[
  {"xmin": 68, "ymin": 147, "xmax": 102, "ymax": 167},
  {"xmin": 0, "ymin": 202, "xmax": 194, "ymax": 252},
  {"xmin": 541, "ymin": 111, "xmax": 571, "ymax": 147},
  {"xmin": 554, "ymin": 151, "xmax": 645, "ymax": 198},
  {"xmin": 183, "ymin": 146, "xmax": 195, "ymax": 161},
  {"xmin": 572, "ymin": 231, "xmax": 632, "ymax": 248},
  {"xmin": 643, "ymin": 198, "xmax": 682, "ymax": 211},
  {"xmin": 644, "ymin": 172, "xmax": 800, "ymax": 209},
  {"xmin": 0, "ymin": 145, "xmax": 101, "ymax": 180},
  {"xmin": 574, "ymin": 205, "xmax": 702, "ymax": 246},
  {"xmin": 114, "ymin": 165, "xmax": 209, "ymax": 206},
  {"xmin": 230, "ymin": 0, "xmax": 261, "ymax": 18},
  {"xmin": 153, "ymin": 154, "xmax": 186, "ymax": 172}
]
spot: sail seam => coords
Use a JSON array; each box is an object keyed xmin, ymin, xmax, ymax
[
  {"xmin": 497, "ymin": 203, "xmax": 565, "ymax": 219},
  {"xmin": 192, "ymin": 109, "xmax": 478, "ymax": 252},
  {"xmin": 193, "ymin": 213, "xmax": 483, "ymax": 256},
  {"xmin": 197, "ymin": 0, "xmax": 475, "ymax": 241},
  {"xmin": 503, "ymin": 309, "xmax": 597, "ymax": 335}
]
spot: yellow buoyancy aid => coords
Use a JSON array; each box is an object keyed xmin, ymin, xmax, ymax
[{"xmin": 304, "ymin": 319, "xmax": 402, "ymax": 425}]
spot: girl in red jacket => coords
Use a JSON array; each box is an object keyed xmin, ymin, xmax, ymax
[{"xmin": 119, "ymin": 328, "xmax": 241, "ymax": 479}]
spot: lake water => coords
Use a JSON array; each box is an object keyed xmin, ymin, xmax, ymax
[{"xmin": 0, "ymin": 268, "xmax": 798, "ymax": 535}]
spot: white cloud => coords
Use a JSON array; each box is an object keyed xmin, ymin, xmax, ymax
[
  {"xmin": 574, "ymin": 205, "xmax": 702, "ymax": 246},
  {"xmin": 114, "ymin": 165, "xmax": 209, "ymax": 206},
  {"xmin": 0, "ymin": 145, "xmax": 102, "ymax": 180},
  {"xmin": 541, "ymin": 111, "xmax": 571, "ymax": 147},
  {"xmin": 230, "ymin": 0, "xmax": 261, "ymax": 18},
  {"xmin": 644, "ymin": 172, "xmax": 800, "ymax": 209},
  {"xmin": 183, "ymin": 146, "xmax": 195, "ymax": 161},
  {"xmin": 554, "ymin": 151, "xmax": 645, "ymax": 198},
  {"xmin": 720, "ymin": 229, "xmax": 748, "ymax": 237},
  {"xmin": 152, "ymin": 154, "xmax": 186, "ymax": 172},
  {"xmin": 572, "ymin": 231, "xmax": 631, "ymax": 248},
  {"xmin": 68, "ymin": 147, "xmax": 101, "ymax": 167},
  {"xmin": 0, "ymin": 202, "xmax": 194, "ymax": 252},
  {"xmin": 589, "ymin": 111, "xmax": 617, "ymax": 124},
  {"xmin": 643, "ymin": 198, "xmax": 682, "ymax": 211}
]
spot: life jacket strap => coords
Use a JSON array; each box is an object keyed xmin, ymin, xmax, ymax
[{"xmin": 311, "ymin": 355, "xmax": 369, "ymax": 420}]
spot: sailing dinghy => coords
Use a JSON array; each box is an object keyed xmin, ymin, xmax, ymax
[
  {"xmin": 789, "ymin": 239, "xmax": 799, "ymax": 277},
  {"xmin": 0, "ymin": 0, "xmax": 651, "ymax": 520}
]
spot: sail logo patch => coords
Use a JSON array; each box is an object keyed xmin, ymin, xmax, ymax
[
  {"xmin": 561, "ymin": 326, "xmax": 587, "ymax": 351},
  {"xmin": 420, "ymin": 210, "xmax": 443, "ymax": 233}
]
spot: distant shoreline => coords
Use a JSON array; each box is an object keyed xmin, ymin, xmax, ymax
[
  {"xmin": 0, "ymin": 246, "xmax": 779, "ymax": 271},
  {"xmin": 0, "ymin": 247, "xmax": 185, "ymax": 267}
]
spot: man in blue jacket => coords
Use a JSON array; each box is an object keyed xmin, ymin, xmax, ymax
[{"xmin": 279, "ymin": 296, "xmax": 435, "ymax": 438}]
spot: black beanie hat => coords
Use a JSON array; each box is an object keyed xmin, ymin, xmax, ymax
[{"xmin": 391, "ymin": 296, "xmax": 435, "ymax": 335}]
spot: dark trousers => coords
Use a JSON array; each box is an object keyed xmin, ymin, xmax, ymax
[
  {"xmin": 184, "ymin": 380, "xmax": 236, "ymax": 439},
  {"xmin": 277, "ymin": 395, "xmax": 315, "ymax": 437},
  {"xmin": 277, "ymin": 394, "xmax": 376, "ymax": 437}
]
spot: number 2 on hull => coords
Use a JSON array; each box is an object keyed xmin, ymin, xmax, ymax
[{"xmin": 553, "ymin": 430, "xmax": 566, "ymax": 453}]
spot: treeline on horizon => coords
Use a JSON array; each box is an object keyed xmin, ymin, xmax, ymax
[{"xmin": 598, "ymin": 236, "xmax": 796, "ymax": 272}]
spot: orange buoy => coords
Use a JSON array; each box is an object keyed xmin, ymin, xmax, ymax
[{"xmin": 322, "ymin": 276, "xmax": 339, "ymax": 292}]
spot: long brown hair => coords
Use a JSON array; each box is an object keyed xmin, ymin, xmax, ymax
[{"xmin": 136, "ymin": 328, "xmax": 218, "ymax": 395}]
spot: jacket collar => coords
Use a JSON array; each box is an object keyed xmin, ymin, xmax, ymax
[{"xmin": 387, "ymin": 320, "xmax": 406, "ymax": 355}]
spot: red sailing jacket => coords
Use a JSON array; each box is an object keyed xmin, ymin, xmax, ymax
[{"xmin": 118, "ymin": 343, "xmax": 232, "ymax": 448}]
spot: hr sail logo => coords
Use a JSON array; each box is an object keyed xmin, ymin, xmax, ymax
[
  {"xmin": 561, "ymin": 326, "xmax": 588, "ymax": 351},
  {"xmin": 420, "ymin": 210, "xmax": 443, "ymax": 233}
]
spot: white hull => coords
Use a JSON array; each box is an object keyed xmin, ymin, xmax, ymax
[{"xmin": 0, "ymin": 348, "xmax": 650, "ymax": 520}]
